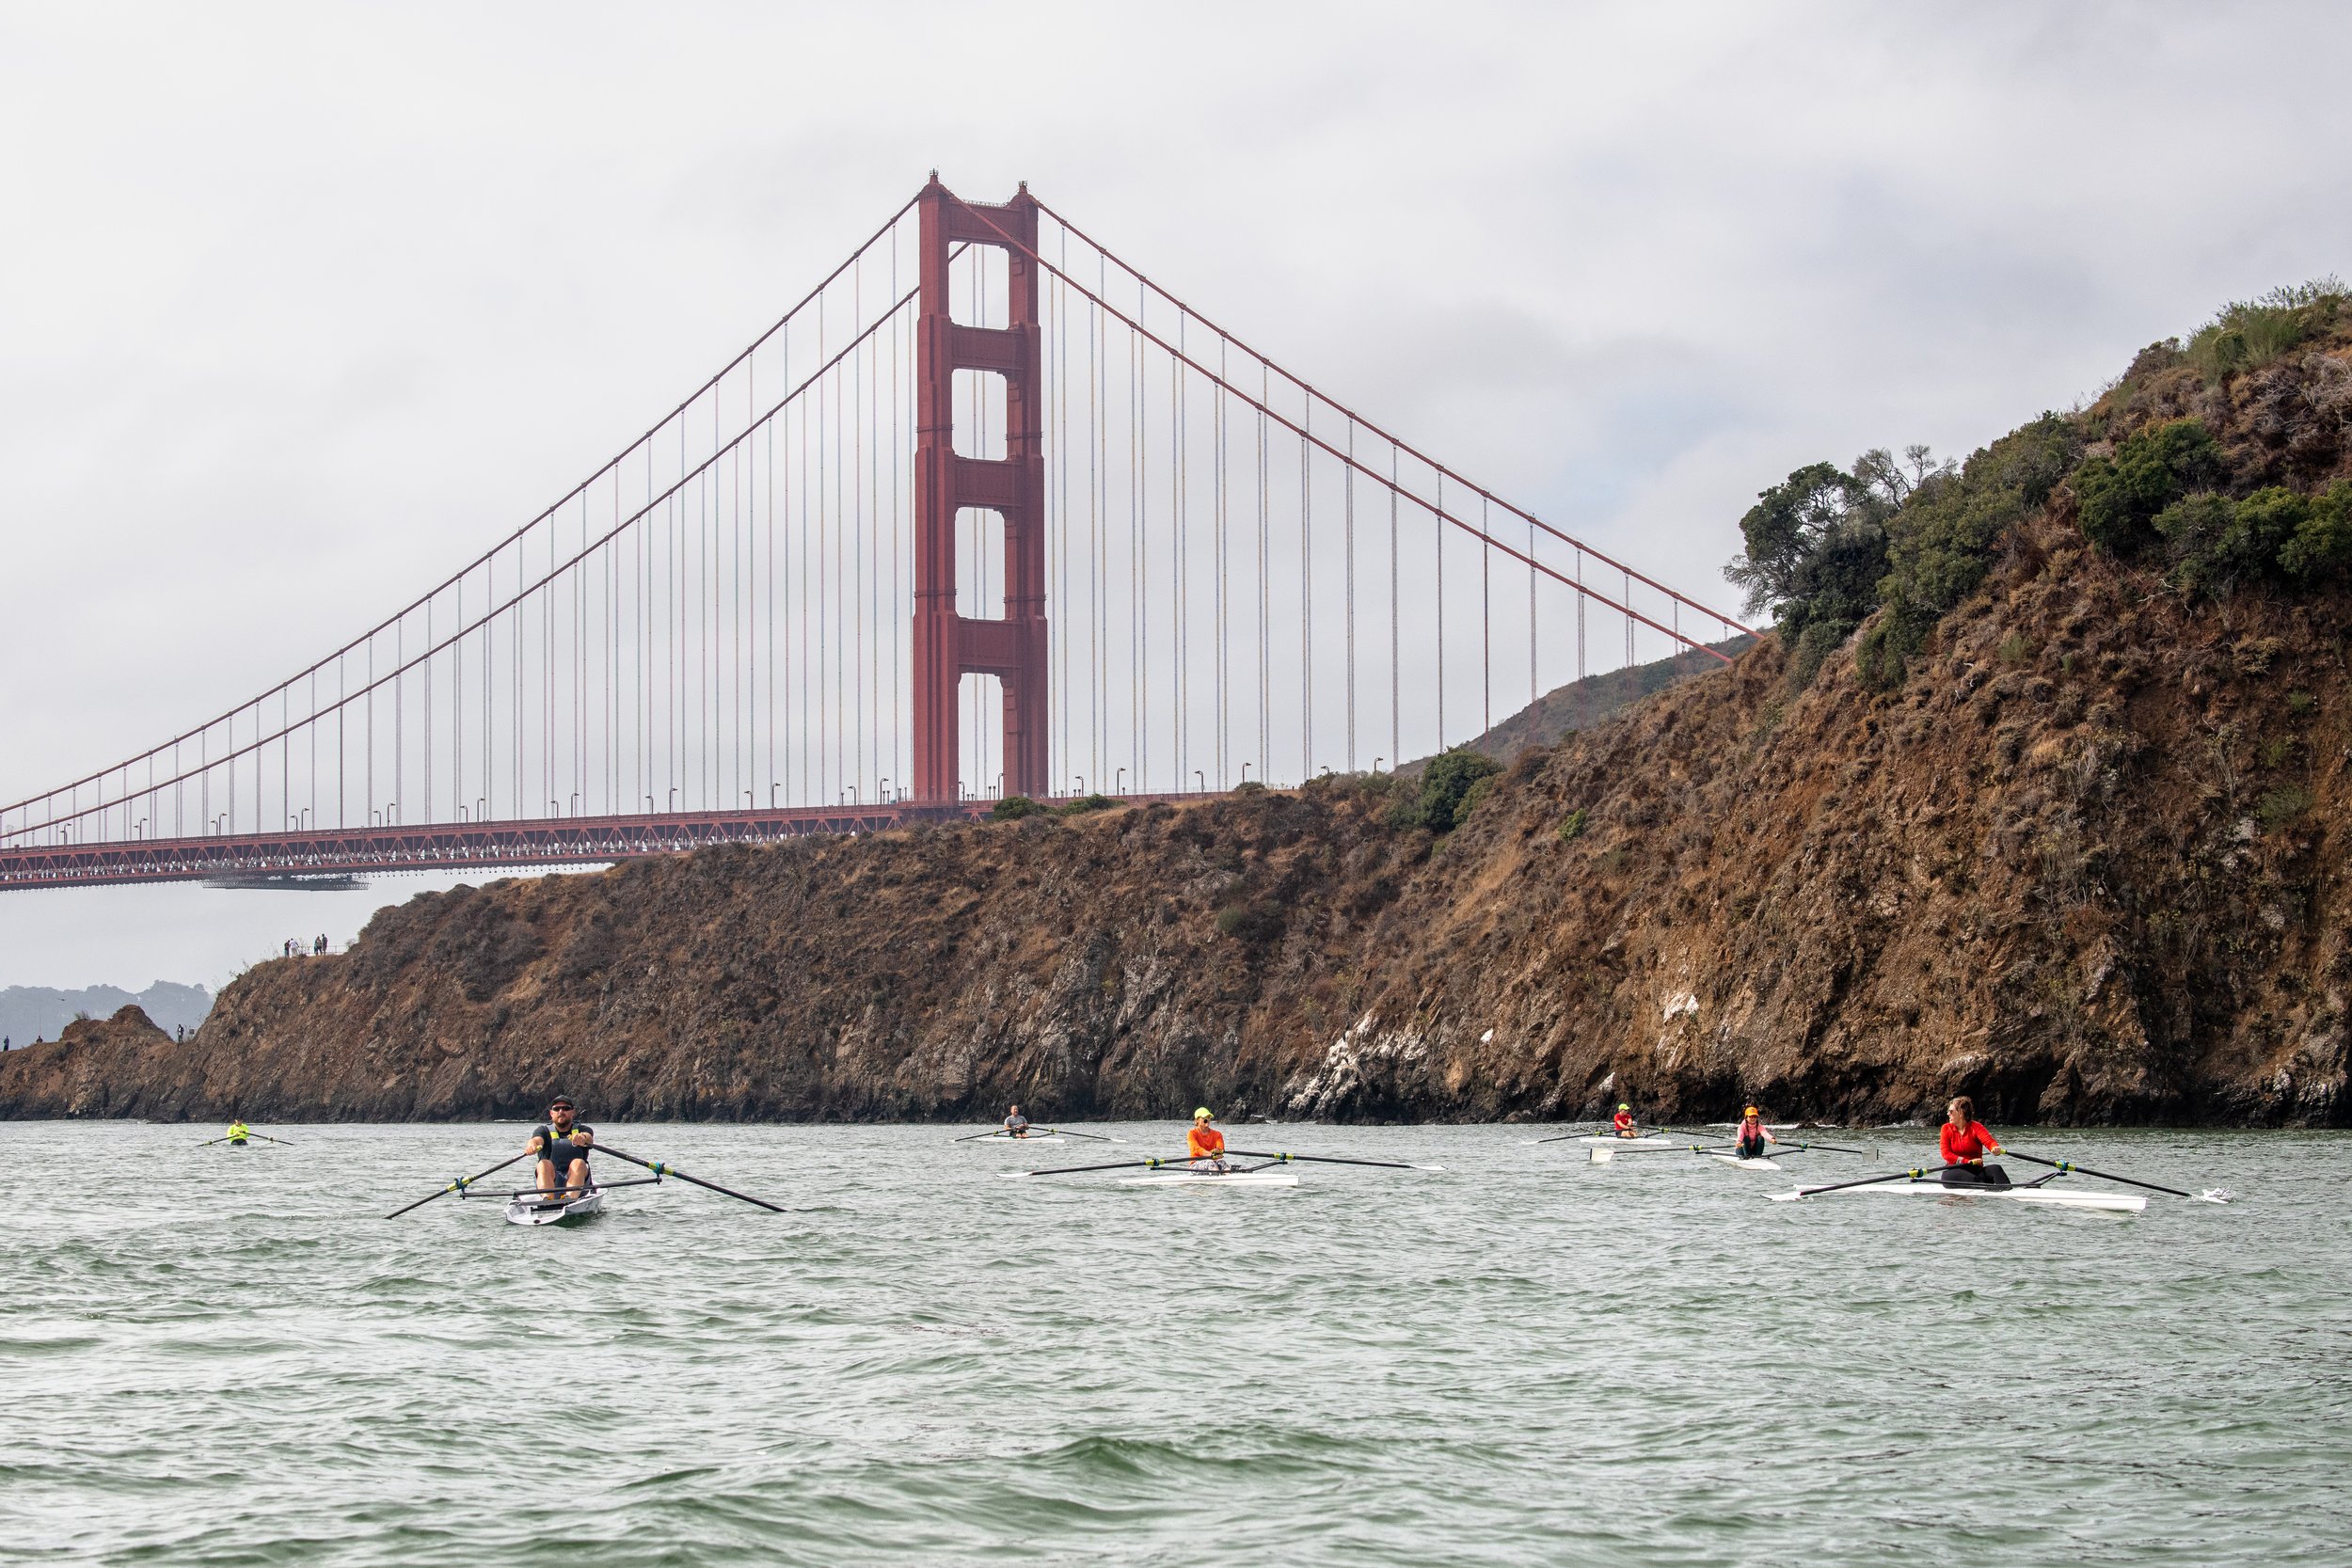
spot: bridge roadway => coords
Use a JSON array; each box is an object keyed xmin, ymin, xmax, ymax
[{"xmin": 0, "ymin": 800, "xmax": 1081, "ymax": 891}]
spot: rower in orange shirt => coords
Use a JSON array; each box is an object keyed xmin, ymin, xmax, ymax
[
  {"xmin": 1938, "ymin": 1095, "xmax": 2009, "ymax": 1186},
  {"xmin": 1611, "ymin": 1102, "xmax": 1639, "ymax": 1138},
  {"xmin": 1187, "ymin": 1107, "xmax": 1230, "ymax": 1172}
]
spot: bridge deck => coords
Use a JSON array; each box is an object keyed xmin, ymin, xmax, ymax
[{"xmin": 0, "ymin": 803, "xmax": 1008, "ymax": 890}]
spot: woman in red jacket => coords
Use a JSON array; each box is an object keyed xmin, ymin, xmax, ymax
[{"xmin": 1939, "ymin": 1096, "xmax": 2010, "ymax": 1186}]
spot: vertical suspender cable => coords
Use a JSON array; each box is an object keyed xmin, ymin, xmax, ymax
[
  {"xmin": 1300, "ymin": 398, "xmax": 1311, "ymax": 779},
  {"xmin": 1343, "ymin": 420, "xmax": 1355, "ymax": 774},
  {"xmin": 1173, "ymin": 323, "xmax": 1184, "ymax": 789},
  {"xmin": 1390, "ymin": 446, "xmax": 1399, "ymax": 776}
]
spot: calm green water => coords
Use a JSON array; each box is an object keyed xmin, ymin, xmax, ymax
[{"xmin": 0, "ymin": 1122, "xmax": 2343, "ymax": 1565}]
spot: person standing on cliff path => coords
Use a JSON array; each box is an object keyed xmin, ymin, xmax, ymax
[
  {"xmin": 1733, "ymin": 1107, "xmax": 1777, "ymax": 1161},
  {"xmin": 529, "ymin": 1098, "xmax": 596, "ymax": 1198},
  {"xmin": 1187, "ymin": 1107, "xmax": 1230, "ymax": 1172},
  {"xmin": 1938, "ymin": 1096, "xmax": 2009, "ymax": 1187},
  {"xmin": 1003, "ymin": 1104, "xmax": 1032, "ymax": 1137}
]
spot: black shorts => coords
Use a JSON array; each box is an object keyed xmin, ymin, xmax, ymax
[{"xmin": 1941, "ymin": 1163, "xmax": 2010, "ymax": 1187}]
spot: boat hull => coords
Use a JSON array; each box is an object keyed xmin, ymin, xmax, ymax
[
  {"xmin": 1117, "ymin": 1171, "xmax": 1300, "ymax": 1189},
  {"xmin": 503, "ymin": 1188, "xmax": 608, "ymax": 1225},
  {"xmin": 1772, "ymin": 1180, "xmax": 2144, "ymax": 1212}
]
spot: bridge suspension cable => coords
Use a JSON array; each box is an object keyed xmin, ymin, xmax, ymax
[{"xmin": 0, "ymin": 178, "xmax": 1749, "ymax": 890}]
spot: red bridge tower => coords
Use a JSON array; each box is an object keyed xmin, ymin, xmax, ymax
[{"xmin": 912, "ymin": 177, "xmax": 1049, "ymax": 801}]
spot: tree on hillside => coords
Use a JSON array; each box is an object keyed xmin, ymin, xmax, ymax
[
  {"xmin": 1389, "ymin": 747, "xmax": 1502, "ymax": 832},
  {"xmin": 1724, "ymin": 448, "xmax": 1947, "ymax": 685}
]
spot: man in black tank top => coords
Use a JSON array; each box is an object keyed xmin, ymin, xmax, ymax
[{"xmin": 530, "ymin": 1097, "xmax": 596, "ymax": 1198}]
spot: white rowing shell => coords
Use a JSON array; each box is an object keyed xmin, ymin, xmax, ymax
[
  {"xmin": 1587, "ymin": 1143, "xmax": 1708, "ymax": 1163},
  {"xmin": 1116, "ymin": 1171, "xmax": 1301, "ymax": 1188},
  {"xmin": 967, "ymin": 1130, "xmax": 1064, "ymax": 1143},
  {"xmin": 1770, "ymin": 1181, "xmax": 2145, "ymax": 1212},
  {"xmin": 503, "ymin": 1188, "xmax": 609, "ymax": 1225},
  {"xmin": 1589, "ymin": 1146, "xmax": 1780, "ymax": 1169}
]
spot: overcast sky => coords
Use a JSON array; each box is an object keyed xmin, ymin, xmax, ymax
[{"xmin": 1, "ymin": 0, "xmax": 2346, "ymax": 994}]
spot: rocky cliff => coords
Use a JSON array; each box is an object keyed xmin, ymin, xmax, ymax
[
  {"xmin": 7, "ymin": 295, "xmax": 2349, "ymax": 1127},
  {"xmin": 7, "ymin": 531, "xmax": 2344, "ymax": 1128}
]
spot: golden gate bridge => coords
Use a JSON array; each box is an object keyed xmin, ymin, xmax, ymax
[{"xmin": 0, "ymin": 178, "xmax": 1750, "ymax": 891}]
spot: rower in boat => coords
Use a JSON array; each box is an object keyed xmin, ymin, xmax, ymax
[
  {"xmin": 1187, "ymin": 1107, "xmax": 1231, "ymax": 1172},
  {"xmin": 529, "ymin": 1096, "xmax": 596, "ymax": 1200},
  {"xmin": 226, "ymin": 1118, "xmax": 251, "ymax": 1148},
  {"xmin": 1610, "ymin": 1102, "xmax": 1639, "ymax": 1137},
  {"xmin": 1003, "ymin": 1104, "xmax": 1033, "ymax": 1138},
  {"xmin": 1938, "ymin": 1095, "xmax": 2009, "ymax": 1186},
  {"xmin": 1733, "ymin": 1106, "xmax": 1777, "ymax": 1161}
]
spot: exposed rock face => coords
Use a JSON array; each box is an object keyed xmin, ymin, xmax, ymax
[{"xmin": 2, "ymin": 526, "xmax": 2344, "ymax": 1127}]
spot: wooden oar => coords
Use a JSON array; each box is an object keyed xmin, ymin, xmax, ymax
[
  {"xmin": 1784, "ymin": 1163, "xmax": 1965, "ymax": 1198},
  {"xmin": 1224, "ymin": 1148, "xmax": 1448, "ymax": 1172},
  {"xmin": 592, "ymin": 1143, "xmax": 787, "ymax": 1213},
  {"xmin": 2003, "ymin": 1149, "xmax": 2232, "ymax": 1203},
  {"xmin": 385, "ymin": 1149, "xmax": 535, "ymax": 1218}
]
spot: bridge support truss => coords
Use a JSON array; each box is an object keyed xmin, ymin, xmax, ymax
[{"xmin": 912, "ymin": 176, "xmax": 1049, "ymax": 801}]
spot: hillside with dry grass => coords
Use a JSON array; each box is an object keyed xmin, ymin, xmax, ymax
[{"xmin": 7, "ymin": 286, "xmax": 2349, "ymax": 1126}]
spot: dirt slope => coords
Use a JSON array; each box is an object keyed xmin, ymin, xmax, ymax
[
  {"xmin": 5, "ymin": 528, "xmax": 2344, "ymax": 1127},
  {"xmin": 8, "ymin": 309, "xmax": 2350, "ymax": 1128}
]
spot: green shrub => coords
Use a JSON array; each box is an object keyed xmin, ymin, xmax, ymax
[
  {"xmin": 1232, "ymin": 779, "xmax": 1268, "ymax": 796},
  {"xmin": 991, "ymin": 795, "xmax": 1044, "ymax": 820},
  {"xmin": 2137, "ymin": 483, "xmax": 2352, "ymax": 596},
  {"xmin": 2287, "ymin": 690, "xmax": 2318, "ymax": 715},
  {"xmin": 2074, "ymin": 419, "xmax": 2225, "ymax": 558},
  {"xmin": 1053, "ymin": 793, "xmax": 1118, "ymax": 816},
  {"xmin": 1215, "ymin": 901, "xmax": 1282, "ymax": 944},
  {"xmin": 1852, "ymin": 617, "xmax": 1901, "ymax": 691},
  {"xmin": 2278, "ymin": 482, "xmax": 2352, "ymax": 581},
  {"xmin": 1787, "ymin": 618, "xmax": 1853, "ymax": 690},
  {"xmin": 1883, "ymin": 416, "xmax": 2080, "ymax": 614},
  {"xmin": 1997, "ymin": 633, "xmax": 2033, "ymax": 668},
  {"xmin": 2257, "ymin": 784, "xmax": 2313, "ymax": 833},
  {"xmin": 1388, "ymin": 747, "xmax": 1502, "ymax": 832},
  {"xmin": 1555, "ymin": 808, "xmax": 1589, "ymax": 842},
  {"xmin": 2185, "ymin": 278, "xmax": 2347, "ymax": 382}
]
